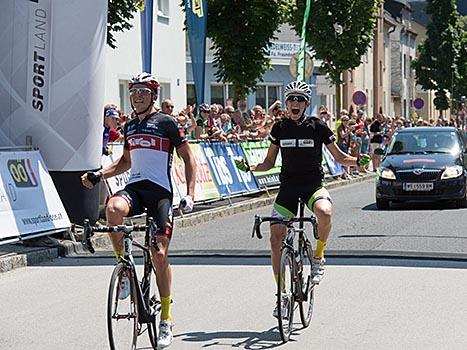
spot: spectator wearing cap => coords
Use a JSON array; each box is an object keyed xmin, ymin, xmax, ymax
[{"xmin": 103, "ymin": 107, "xmax": 123, "ymax": 155}]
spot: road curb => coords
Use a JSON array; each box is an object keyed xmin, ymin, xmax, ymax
[{"xmin": 0, "ymin": 174, "xmax": 375, "ymax": 272}]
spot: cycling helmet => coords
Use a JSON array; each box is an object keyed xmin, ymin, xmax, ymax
[
  {"xmin": 128, "ymin": 72, "xmax": 160, "ymax": 91},
  {"xmin": 284, "ymin": 81, "xmax": 312, "ymax": 101},
  {"xmin": 199, "ymin": 103, "xmax": 210, "ymax": 113}
]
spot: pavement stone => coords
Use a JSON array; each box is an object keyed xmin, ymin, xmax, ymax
[{"xmin": 0, "ymin": 173, "xmax": 375, "ymax": 273}]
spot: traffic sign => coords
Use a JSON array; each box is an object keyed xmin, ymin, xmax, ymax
[
  {"xmin": 413, "ymin": 98, "xmax": 424, "ymax": 110},
  {"xmin": 289, "ymin": 51, "xmax": 314, "ymax": 80},
  {"xmin": 352, "ymin": 90, "xmax": 367, "ymax": 105}
]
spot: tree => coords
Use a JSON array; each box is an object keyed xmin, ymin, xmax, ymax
[
  {"xmin": 456, "ymin": 16, "xmax": 467, "ymax": 101},
  {"xmin": 206, "ymin": 0, "xmax": 288, "ymax": 99},
  {"xmin": 287, "ymin": 0, "xmax": 381, "ymax": 112},
  {"xmin": 412, "ymin": 0, "xmax": 463, "ymax": 114},
  {"xmin": 107, "ymin": 0, "xmax": 142, "ymax": 49}
]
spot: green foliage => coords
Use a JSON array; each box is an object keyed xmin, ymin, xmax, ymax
[
  {"xmin": 412, "ymin": 0, "xmax": 463, "ymax": 111},
  {"xmin": 206, "ymin": 0, "xmax": 288, "ymax": 98},
  {"xmin": 287, "ymin": 0, "xmax": 380, "ymax": 84},
  {"xmin": 107, "ymin": 0, "xmax": 140, "ymax": 49}
]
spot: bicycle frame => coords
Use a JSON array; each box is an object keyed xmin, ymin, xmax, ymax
[
  {"xmin": 82, "ymin": 217, "xmax": 159, "ymax": 324},
  {"xmin": 252, "ymin": 199, "xmax": 318, "ymax": 302}
]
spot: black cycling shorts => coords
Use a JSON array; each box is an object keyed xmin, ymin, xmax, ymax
[
  {"xmin": 272, "ymin": 179, "xmax": 332, "ymax": 219},
  {"xmin": 113, "ymin": 180, "xmax": 173, "ymax": 238}
]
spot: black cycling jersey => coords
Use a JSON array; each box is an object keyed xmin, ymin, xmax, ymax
[
  {"xmin": 123, "ymin": 111, "xmax": 187, "ymax": 192},
  {"xmin": 269, "ymin": 116, "xmax": 335, "ymax": 183}
]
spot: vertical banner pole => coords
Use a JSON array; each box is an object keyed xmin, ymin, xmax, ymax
[
  {"xmin": 297, "ymin": 0, "xmax": 311, "ymax": 82},
  {"xmin": 185, "ymin": 0, "xmax": 207, "ymax": 108},
  {"xmin": 140, "ymin": 0, "xmax": 154, "ymax": 73}
]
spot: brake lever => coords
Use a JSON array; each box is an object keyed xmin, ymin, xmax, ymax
[
  {"xmin": 82, "ymin": 219, "xmax": 95, "ymax": 254},
  {"xmin": 252, "ymin": 215, "xmax": 263, "ymax": 239}
]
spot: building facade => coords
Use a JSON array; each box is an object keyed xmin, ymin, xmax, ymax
[{"xmin": 105, "ymin": 0, "xmax": 187, "ymax": 113}]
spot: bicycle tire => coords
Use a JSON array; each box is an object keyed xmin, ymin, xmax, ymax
[
  {"xmin": 144, "ymin": 263, "xmax": 158, "ymax": 349},
  {"xmin": 277, "ymin": 248, "xmax": 295, "ymax": 342},
  {"xmin": 107, "ymin": 262, "xmax": 138, "ymax": 350},
  {"xmin": 299, "ymin": 240, "xmax": 315, "ymax": 328}
]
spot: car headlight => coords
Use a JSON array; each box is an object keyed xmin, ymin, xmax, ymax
[
  {"xmin": 441, "ymin": 165, "xmax": 463, "ymax": 179},
  {"xmin": 377, "ymin": 168, "xmax": 396, "ymax": 180}
]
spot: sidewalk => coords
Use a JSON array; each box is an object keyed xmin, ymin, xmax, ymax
[{"xmin": 0, "ymin": 173, "xmax": 374, "ymax": 273}]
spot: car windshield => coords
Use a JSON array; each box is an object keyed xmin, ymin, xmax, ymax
[{"xmin": 387, "ymin": 130, "xmax": 461, "ymax": 155}]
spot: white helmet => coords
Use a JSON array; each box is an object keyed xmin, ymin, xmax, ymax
[
  {"xmin": 284, "ymin": 81, "xmax": 312, "ymax": 101},
  {"xmin": 128, "ymin": 72, "xmax": 160, "ymax": 91}
]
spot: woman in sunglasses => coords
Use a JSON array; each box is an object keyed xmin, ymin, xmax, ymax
[
  {"xmin": 236, "ymin": 80, "xmax": 370, "ymax": 315},
  {"xmin": 81, "ymin": 72, "xmax": 196, "ymax": 348}
]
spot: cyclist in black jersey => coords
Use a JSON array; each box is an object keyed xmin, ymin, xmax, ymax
[
  {"xmin": 236, "ymin": 81, "xmax": 369, "ymax": 316},
  {"xmin": 81, "ymin": 73, "xmax": 196, "ymax": 348}
]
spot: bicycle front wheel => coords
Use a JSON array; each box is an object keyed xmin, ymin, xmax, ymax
[
  {"xmin": 107, "ymin": 262, "xmax": 138, "ymax": 350},
  {"xmin": 299, "ymin": 241, "xmax": 315, "ymax": 328},
  {"xmin": 277, "ymin": 248, "xmax": 295, "ymax": 342},
  {"xmin": 144, "ymin": 263, "xmax": 159, "ymax": 349}
]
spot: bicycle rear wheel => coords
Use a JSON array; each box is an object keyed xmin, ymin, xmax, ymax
[
  {"xmin": 299, "ymin": 240, "xmax": 315, "ymax": 328},
  {"xmin": 108, "ymin": 263, "xmax": 138, "ymax": 350},
  {"xmin": 277, "ymin": 248, "xmax": 295, "ymax": 342}
]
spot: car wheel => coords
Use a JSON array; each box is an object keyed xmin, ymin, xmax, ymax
[{"xmin": 376, "ymin": 198, "xmax": 390, "ymax": 210}]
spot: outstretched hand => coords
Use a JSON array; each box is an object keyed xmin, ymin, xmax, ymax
[
  {"xmin": 357, "ymin": 154, "xmax": 371, "ymax": 167},
  {"xmin": 235, "ymin": 157, "xmax": 250, "ymax": 172}
]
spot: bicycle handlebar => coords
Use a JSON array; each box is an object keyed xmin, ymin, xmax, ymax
[
  {"xmin": 251, "ymin": 215, "xmax": 314, "ymax": 240},
  {"xmin": 81, "ymin": 220, "xmax": 152, "ymax": 254}
]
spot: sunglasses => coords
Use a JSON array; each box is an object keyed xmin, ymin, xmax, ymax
[
  {"xmin": 286, "ymin": 95, "xmax": 308, "ymax": 103},
  {"xmin": 129, "ymin": 87, "xmax": 153, "ymax": 96},
  {"xmin": 166, "ymin": 105, "xmax": 174, "ymax": 109}
]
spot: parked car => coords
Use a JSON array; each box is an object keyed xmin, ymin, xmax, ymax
[{"xmin": 375, "ymin": 127, "xmax": 467, "ymax": 209}]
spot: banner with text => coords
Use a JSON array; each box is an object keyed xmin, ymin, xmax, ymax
[
  {"xmin": 322, "ymin": 145, "xmax": 344, "ymax": 176},
  {"xmin": 101, "ymin": 143, "xmax": 131, "ymax": 195},
  {"xmin": 0, "ymin": 150, "xmax": 71, "ymax": 244},
  {"xmin": 241, "ymin": 140, "xmax": 281, "ymax": 188},
  {"xmin": 172, "ymin": 143, "xmax": 220, "ymax": 202},
  {"xmin": 200, "ymin": 142, "xmax": 258, "ymax": 197}
]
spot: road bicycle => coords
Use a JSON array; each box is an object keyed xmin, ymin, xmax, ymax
[
  {"xmin": 252, "ymin": 199, "xmax": 319, "ymax": 342},
  {"xmin": 82, "ymin": 217, "xmax": 160, "ymax": 350}
]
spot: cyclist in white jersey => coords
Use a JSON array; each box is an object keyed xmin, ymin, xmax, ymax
[{"xmin": 81, "ymin": 73, "xmax": 196, "ymax": 348}]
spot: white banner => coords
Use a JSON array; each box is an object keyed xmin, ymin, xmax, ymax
[
  {"xmin": 101, "ymin": 143, "xmax": 131, "ymax": 195},
  {"xmin": 0, "ymin": 150, "xmax": 71, "ymax": 244},
  {"xmin": 0, "ymin": 0, "xmax": 107, "ymax": 171}
]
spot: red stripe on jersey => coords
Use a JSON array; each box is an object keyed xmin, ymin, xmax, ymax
[{"xmin": 127, "ymin": 134, "xmax": 170, "ymax": 152}]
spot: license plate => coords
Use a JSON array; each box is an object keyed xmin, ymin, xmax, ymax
[{"xmin": 403, "ymin": 182, "xmax": 434, "ymax": 191}]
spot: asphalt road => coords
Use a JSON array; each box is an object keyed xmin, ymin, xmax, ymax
[
  {"xmin": 1, "ymin": 256, "xmax": 467, "ymax": 350},
  {"xmin": 2, "ymin": 180, "xmax": 467, "ymax": 349},
  {"xmin": 170, "ymin": 179, "xmax": 467, "ymax": 257}
]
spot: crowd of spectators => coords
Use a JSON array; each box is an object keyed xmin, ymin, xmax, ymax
[{"xmin": 101, "ymin": 99, "xmax": 466, "ymax": 177}]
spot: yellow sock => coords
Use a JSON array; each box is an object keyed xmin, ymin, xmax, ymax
[
  {"xmin": 114, "ymin": 247, "xmax": 124, "ymax": 262},
  {"xmin": 274, "ymin": 273, "xmax": 286, "ymax": 292},
  {"xmin": 314, "ymin": 239, "xmax": 327, "ymax": 258},
  {"xmin": 160, "ymin": 296, "xmax": 172, "ymax": 321}
]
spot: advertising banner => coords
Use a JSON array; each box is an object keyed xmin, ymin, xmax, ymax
[
  {"xmin": 0, "ymin": 150, "xmax": 70, "ymax": 244},
  {"xmin": 172, "ymin": 143, "xmax": 220, "ymax": 202},
  {"xmin": 241, "ymin": 140, "xmax": 281, "ymax": 188},
  {"xmin": 185, "ymin": 0, "xmax": 207, "ymax": 107},
  {"xmin": 322, "ymin": 145, "xmax": 344, "ymax": 176},
  {"xmin": 0, "ymin": 0, "xmax": 107, "ymax": 171},
  {"xmin": 101, "ymin": 143, "xmax": 131, "ymax": 195},
  {"xmin": 201, "ymin": 142, "xmax": 258, "ymax": 197}
]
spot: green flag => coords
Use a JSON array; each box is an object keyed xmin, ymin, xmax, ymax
[{"xmin": 297, "ymin": 0, "xmax": 311, "ymax": 82}]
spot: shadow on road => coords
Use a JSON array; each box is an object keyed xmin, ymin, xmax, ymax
[
  {"xmin": 362, "ymin": 201, "xmax": 461, "ymax": 211},
  {"xmin": 36, "ymin": 254, "xmax": 467, "ymax": 270},
  {"xmin": 174, "ymin": 326, "xmax": 305, "ymax": 349}
]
